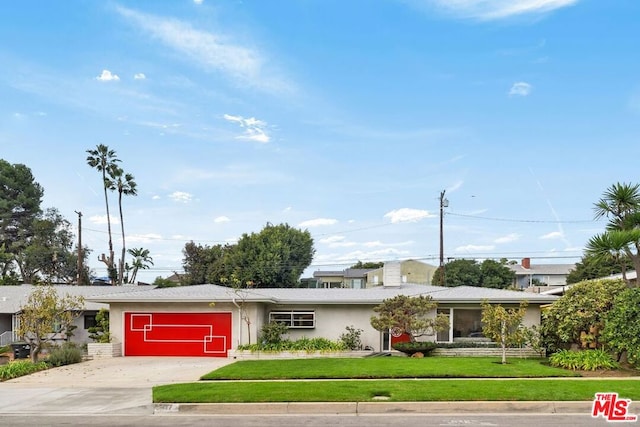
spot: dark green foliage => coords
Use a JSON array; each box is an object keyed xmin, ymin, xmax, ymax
[
  {"xmin": 350, "ymin": 261, "xmax": 384, "ymax": 269},
  {"xmin": 0, "ymin": 360, "xmax": 48, "ymax": 381},
  {"xmin": 153, "ymin": 276, "xmax": 179, "ymax": 288},
  {"xmin": 602, "ymin": 288, "xmax": 640, "ymax": 367},
  {"xmin": 432, "ymin": 259, "xmax": 514, "ymax": 288},
  {"xmin": 88, "ymin": 308, "xmax": 110, "ymax": 343},
  {"xmin": 549, "ymin": 349, "xmax": 619, "ymax": 371},
  {"xmin": 540, "ymin": 279, "xmax": 627, "ymax": 352},
  {"xmin": 479, "ymin": 259, "xmax": 516, "ymax": 289},
  {"xmin": 259, "ymin": 321, "xmax": 289, "ymax": 346},
  {"xmin": 182, "ymin": 223, "xmax": 314, "ymax": 287},
  {"xmin": 566, "ymin": 253, "xmax": 633, "ymax": 284},
  {"xmin": 339, "ymin": 325, "xmax": 363, "ymax": 350},
  {"xmin": 46, "ymin": 342, "xmax": 83, "ymax": 367},
  {"xmin": 392, "ymin": 341, "xmax": 437, "ymax": 356}
]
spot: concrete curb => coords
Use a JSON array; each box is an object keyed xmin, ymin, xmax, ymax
[{"xmin": 154, "ymin": 401, "xmax": 593, "ymax": 415}]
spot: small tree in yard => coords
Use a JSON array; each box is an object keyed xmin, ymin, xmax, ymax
[
  {"xmin": 17, "ymin": 285, "xmax": 84, "ymax": 362},
  {"xmin": 481, "ymin": 300, "xmax": 528, "ymax": 364},
  {"xmin": 370, "ymin": 295, "xmax": 449, "ymax": 342}
]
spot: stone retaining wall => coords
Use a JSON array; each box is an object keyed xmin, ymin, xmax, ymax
[{"xmin": 432, "ymin": 348, "xmax": 542, "ymax": 358}]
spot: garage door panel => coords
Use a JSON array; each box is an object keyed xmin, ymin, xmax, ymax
[{"xmin": 124, "ymin": 312, "xmax": 231, "ymax": 357}]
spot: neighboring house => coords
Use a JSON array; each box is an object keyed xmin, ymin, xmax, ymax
[
  {"xmin": 87, "ymin": 262, "xmax": 556, "ymax": 358},
  {"xmin": 311, "ymin": 268, "xmax": 374, "ymax": 289},
  {"xmin": 366, "ymin": 259, "xmax": 438, "ymax": 287},
  {"xmin": 0, "ymin": 285, "xmax": 146, "ymax": 347},
  {"xmin": 509, "ymin": 258, "xmax": 576, "ymax": 290}
]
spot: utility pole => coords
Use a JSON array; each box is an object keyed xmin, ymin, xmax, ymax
[
  {"xmin": 75, "ymin": 211, "xmax": 83, "ymax": 285},
  {"xmin": 439, "ymin": 190, "xmax": 448, "ymax": 286}
]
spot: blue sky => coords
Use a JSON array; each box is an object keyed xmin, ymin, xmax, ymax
[{"xmin": 2, "ymin": 0, "xmax": 640, "ymax": 283}]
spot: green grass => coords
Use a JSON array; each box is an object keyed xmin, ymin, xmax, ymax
[
  {"xmin": 154, "ymin": 379, "xmax": 640, "ymax": 403},
  {"xmin": 201, "ymin": 357, "xmax": 580, "ymax": 380}
]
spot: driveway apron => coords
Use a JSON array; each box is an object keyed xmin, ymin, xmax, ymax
[{"xmin": 0, "ymin": 357, "xmax": 233, "ymax": 415}]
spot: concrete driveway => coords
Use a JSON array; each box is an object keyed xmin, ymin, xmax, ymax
[{"xmin": 0, "ymin": 357, "xmax": 233, "ymax": 415}]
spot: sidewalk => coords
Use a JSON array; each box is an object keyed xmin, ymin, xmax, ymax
[{"xmin": 155, "ymin": 400, "xmax": 594, "ymax": 415}]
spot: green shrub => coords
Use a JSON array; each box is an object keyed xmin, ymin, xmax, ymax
[
  {"xmin": 238, "ymin": 337, "xmax": 346, "ymax": 352},
  {"xmin": 0, "ymin": 360, "xmax": 48, "ymax": 381},
  {"xmin": 549, "ymin": 349, "xmax": 619, "ymax": 371},
  {"xmin": 392, "ymin": 341, "xmax": 437, "ymax": 356},
  {"xmin": 339, "ymin": 325, "xmax": 363, "ymax": 350},
  {"xmin": 259, "ymin": 321, "xmax": 289, "ymax": 346},
  {"xmin": 46, "ymin": 342, "xmax": 83, "ymax": 367}
]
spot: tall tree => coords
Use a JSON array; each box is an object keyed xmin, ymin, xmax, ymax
[
  {"xmin": 86, "ymin": 144, "xmax": 120, "ymax": 283},
  {"xmin": 15, "ymin": 208, "xmax": 78, "ymax": 284},
  {"xmin": 479, "ymin": 259, "xmax": 516, "ymax": 289},
  {"xmin": 127, "ymin": 247, "xmax": 153, "ymax": 284},
  {"xmin": 181, "ymin": 223, "xmax": 315, "ymax": 288},
  {"xmin": 0, "ymin": 159, "xmax": 43, "ymax": 276},
  {"xmin": 433, "ymin": 259, "xmax": 481, "ymax": 287},
  {"xmin": 230, "ymin": 223, "xmax": 314, "ymax": 288},
  {"xmin": 588, "ymin": 182, "xmax": 640, "ymax": 285},
  {"xmin": 106, "ymin": 166, "xmax": 137, "ymax": 285}
]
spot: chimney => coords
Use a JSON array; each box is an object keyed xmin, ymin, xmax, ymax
[
  {"xmin": 522, "ymin": 258, "xmax": 531, "ymax": 269},
  {"xmin": 383, "ymin": 261, "xmax": 402, "ymax": 287}
]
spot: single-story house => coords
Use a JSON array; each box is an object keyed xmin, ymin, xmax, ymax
[
  {"xmin": 87, "ymin": 263, "xmax": 557, "ymax": 357},
  {"xmin": 0, "ymin": 285, "xmax": 148, "ymax": 347}
]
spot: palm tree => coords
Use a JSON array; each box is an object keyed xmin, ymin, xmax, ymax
[
  {"xmin": 127, "ymin": 247, "xmax": 154, "ymax": 284},
  {"xmin": 590, "ymin": 182, "xmax": 640, "ymax": 286},
  {"xmin": 107, "ymin": 166, "xmax": 137, "ymax": 285},
  {"xmin": 86, "ymin": 144, "xmax": 120, "ymax": 283}
]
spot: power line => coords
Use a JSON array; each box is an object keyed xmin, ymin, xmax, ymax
[{"xmin": 446, "ymin": 212, "xmax": 599, "ymax": 224}]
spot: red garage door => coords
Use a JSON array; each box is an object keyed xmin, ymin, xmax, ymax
[{"xmin": 124, "ymin": 312, "xmax": 232, "ymax": 357}]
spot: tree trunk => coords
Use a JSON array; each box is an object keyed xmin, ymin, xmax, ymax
[{"xmin": 501, "ymin": 319, "xmax": 507, "ymax": 364}]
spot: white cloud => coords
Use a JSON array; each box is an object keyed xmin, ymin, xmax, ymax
[
  {"xmin": 129, "ymin": 233, "xmax": 162, "ymax": 243},
  {"xmin": 134, "ymin": 73, "xmax": 146, "ymax": 80},
  {"xmin": 540, "ymin": 231, "xmax": 563, "ymax": 240},
  {"xmin": 152, "ymin": 195, "xmax": 161, "ymax": 200},
  {"xmin": 454, "ymin": 244, "xmax": 495, "ymax": 253},
  {"xmin": 298, "ymin": 218, "xmax": 338, "ymax": 228},
  {"xmin": 96, "ymin": 69, "xmax": 120, "ymax": 82},
  {"xmin": 193, "ymin": 0, "xmax": 204, "ymax": 4},
  {"xmin": 509, "ymin": 82, "xmax": 532, "ymax": 96},
  {"xmin": 424, "ymin": 0, "xmax": 578, "ymax": 20},
  {"xmin": 214, "ymin": 216, "xmax": 230, "ymax": 223},
  {"xmin": 223, "ymin": 114, "xmax": 271, "ymax": 143},
  {"xmin": 384, "ymin": 208, "xmax": 432, "ymax": 224},
  {"xmin": 89, "ymin": 214, "xmax": 119, "ymax": 225},
  {"xmin": 320, "ymin": 235, "xmax": 346, "ymax": 244},
  {"xmin": 114, "ymin": 6, "xmax": 291, "ymax": 93},
  {"xmin": 494, "ymin": 233, "xmax": 521, "ymax": 244},
  {"xmin": 169, "ymin": 191, "xmax": 193, "ymax": 203}
]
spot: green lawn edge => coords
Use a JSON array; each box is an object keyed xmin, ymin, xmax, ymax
[
  {"xmin": 153, "ymin": 379, "xmax": 640, "ymax": 403},
  {"xmin": 201, "ymin": 357, "xmax": 580, "ymax": 380}
]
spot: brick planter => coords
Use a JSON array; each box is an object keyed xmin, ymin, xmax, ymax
[
  {"xmin": 433, "ymin": 347, "xmax": 542, "ymax": 358},
  {"xmin": 87, "ymin": 342, "xmax": 122, "ymax": 358}
]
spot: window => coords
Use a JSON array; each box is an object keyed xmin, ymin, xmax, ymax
[
  {"xmin": 84, "ymin": 314, "xmax": 97, "ymax": 330},
  {"xmin": 269, "ymin": 311, "xmax": 315, "ymax": 328}
]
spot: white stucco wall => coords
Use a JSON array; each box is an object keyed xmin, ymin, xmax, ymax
[{"xmin": 105, "ymin": 301, "xmax": 545, "ymax": 355}]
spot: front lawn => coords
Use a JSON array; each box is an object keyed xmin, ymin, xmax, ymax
[
  {"xmin": 201, "ymin": 357, "xmax": 579, "ymax": 380},
  {"xmin": 154, "ymin": 379, "xmax": 640, "ymax": 403}
]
